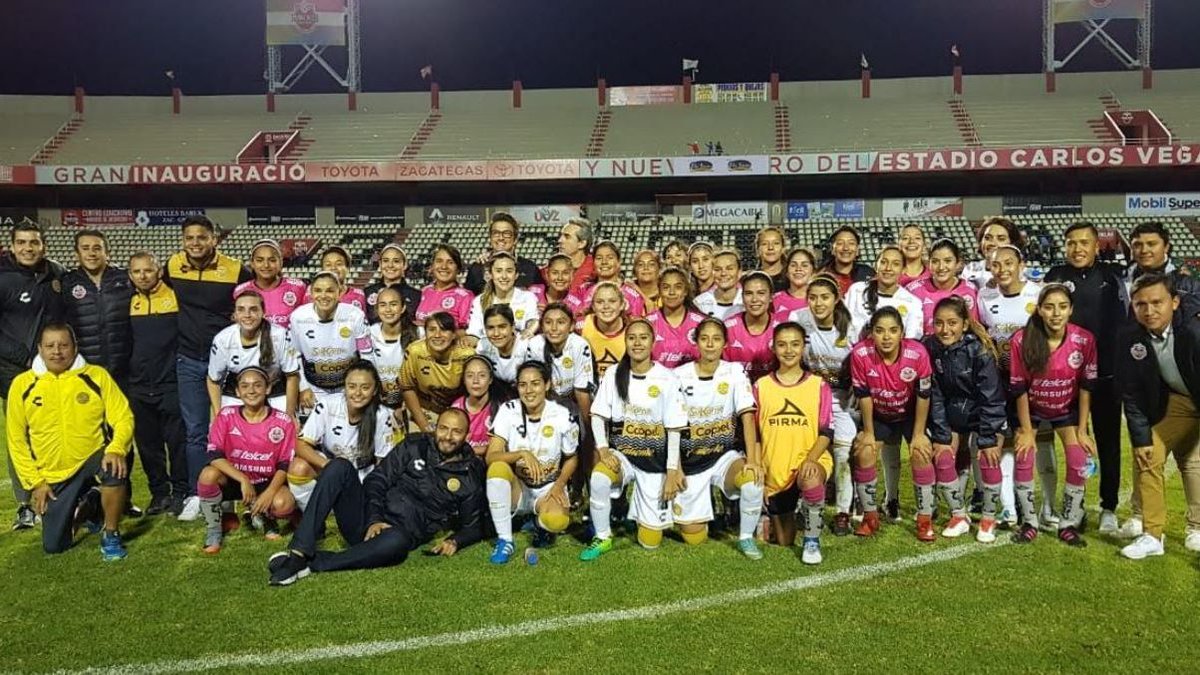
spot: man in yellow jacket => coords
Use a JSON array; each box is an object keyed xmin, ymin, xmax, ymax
[{"xmin": 7, "ymin": 322, "xmax": 134, "ymax": 559}]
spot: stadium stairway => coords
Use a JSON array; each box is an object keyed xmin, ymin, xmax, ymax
[
  {"xmin": 400, "ymin": 111, "xmax": 442, "ymax": 159},
  {"xmin": 30, "ymin": 117, "xmax": 82, "ymax": 164},
  {"xmin": 773, "ymin": 104, "xmax": 792, "ymax": 152},
  {"xmin": 948, "ymin": 99, "xmax": 981, "ymax": 147},
  {"xmin": 585, "ymin": 109, "xmax": 611, "ymax": 158},
  {"xmin": 277, "ymin": 113, "xmax": 314, "ymax": 161}
]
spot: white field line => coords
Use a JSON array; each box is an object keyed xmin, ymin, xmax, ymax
[{"xmin": 64, "ymin": 542, "xmax": 1004, "ymax": 675}]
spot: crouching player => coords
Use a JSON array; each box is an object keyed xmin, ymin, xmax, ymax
[
  {"xmin": 581, "ymin": 319, "xmax": 688, "ymax": 561},
  {"xmin": 486, "ymin": 361, "xmax": 579, "ymax": 563},
  {"xmin": 673, "ymin": 318, "xmax": 765, "ymax": 560}
]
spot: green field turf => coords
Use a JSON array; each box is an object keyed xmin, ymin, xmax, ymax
[{"xmin": 2, "ymin": 442, "xmax": 1199, "ymax": 674}]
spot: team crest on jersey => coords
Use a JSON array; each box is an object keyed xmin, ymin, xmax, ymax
[
  {"xmin": 1025, "ymin": 302, "xmax": 1036, "ymax": 315},
  {"xmin": 446, "ymin": 477, "xmax": 461, "ymax": 493},
  {"xmin": 835, "ymin": 336, "xmax": 848, "ymax": 348},
  {"xmin": 283, "ymin": 291, "xmax": 298, "ymax": 305},
  {"xmin": 71, "ymin": 284, "xmax": 87, "ymax": 300},
  {"xmin": 515, "ymin": 309, "xmax": 526, "ymax": 320},
  {"xmin": 717, "ymin": 381, "xmax": 729, "ymax": 395},
  {"xmin": 1130, "ymin": 343, "xmax": 1148, "ymax": 360},
  {"xmin": 562, "ymin": 356, "xmax": 574, "ymax": 369},
  {"xmin": 366, "ymin": 292, "xmax": 378, "ymax": 305},
  {"xmin": 897, "ymin": 305, "xmax": 908, "ymax": 316},
  {"xmin": 268, "ymin": 426, "xmax": 285, "ymax": 443},
  {"xmin": 963, "ymin": 296, "xmax": 974, "ymax": 309},
  {"xmin": 542, "ymin": 425, "xmax": 554, "ymax": 438},
  {"xmin": 51, "ymin": 280, "xmax": 62, "ymax": 293},
  {"xmin": 672, "ymin": 502, "xmax": 684, "ymax": 517},
  {"xmin": 75, "ymin": 391, "xmax": 90, "ymax": 404},
  {"xmin": 900, "ymin": 367, "xmax": 917, "ymax": 382},
  {"xmin": 339, "ymin": 326, "xmax": 352, "ymax": 338},
  {"xmin": 648, "ymin": 385, "xmax": 661, "ymax": 398},
  {"xmin": 1067, "ymin": 351, "xmax": 1083, "ymax": 369},
  {"xmin": 441, "ymin": 297, "xmax": 455, "ymax": 309}
]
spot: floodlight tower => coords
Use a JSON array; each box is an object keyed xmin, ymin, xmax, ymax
[
  {"xmin": 1042, "ymin": 0, "xmax": 1153, "ymax": 91},
  {"xmin": 265, "ymin": 0, "xmax": 362, "ymax": 110}
]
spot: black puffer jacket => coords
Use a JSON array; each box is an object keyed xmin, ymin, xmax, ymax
[
  {"xmin": 61, "ymin": 266, "xmax": 134, "ymax": 383},
  {"xmin": 0, "ymin": 254, "xmax": 65, "ymax": 393},
  {"xmin": 924, "ymin": 332, "xmax": 1008, "ymax": 449}
]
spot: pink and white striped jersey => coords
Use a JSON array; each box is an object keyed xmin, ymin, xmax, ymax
[
  {"xmin": 723, "ymin": 313, "xmax": 779, "ymax": 382},
  {"xmin": 234, "ymin": 278, "xmax": 307, "ymax": 329},
  {"xmin": 415, "ymin": 285, "xmax": 475, "ymax": 328},
  {"xmin": 645, "ymin": 308, "xmax": 706, "ymax": 368},
  {"xmin": 206, "ymin": 406, "xmax": 296, "ymax": 484},
  {"xmin": 906, "ymin": 277, "xmax": 981, "ymax": 336},
  {"xmin": 1009, "ymin": 323, "xmax": 1097, "ymax": 421},
  {"xmin": 849, "ymin": 338, "xmax": 933, "ymax": 422}
]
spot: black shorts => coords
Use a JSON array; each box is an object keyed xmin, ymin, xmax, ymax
[
  {"xmin": 872, "ymin": 416, "xmax": 915, "ymax": 446},
  {"xmin": 218, "ymin": 480, "xmax": 272, "ymax": 501},
  {"xmin": 766, "ymin": 483, "xmax": 799, "ymax": 517},
  {"xmin": 1006, "ymin": 401, "xmax": 1078, "ymax": 431}
]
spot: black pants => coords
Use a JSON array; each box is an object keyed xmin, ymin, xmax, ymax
[
  {"xmin": 289, "ymin": 458, "xmax": 417, "ymax": 572},
  {"xmin": 42, "ymin": 451, "xmax": 123, "ymax": 554},
  {"xmin": 129, "ymin": 387, "xmax": 188, "ymax": 501},
  {"xmin": 1092, "ymin": 377, "xmax": 1123, "ymax": 512}
]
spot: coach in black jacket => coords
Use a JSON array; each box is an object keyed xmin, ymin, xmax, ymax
[
  {"xmin": 1117, "ymin": 273, "xmax": 1200, "ymax": 559},
  {"xmin": 268, "ymin": 408, "xmax": 485, "ymax": 586},
  {"xmin": 61, "ymin": 230, "xmax": 133, "ymax": 384}
]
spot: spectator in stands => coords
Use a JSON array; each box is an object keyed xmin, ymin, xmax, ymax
[
  {"xmin": 365, "ymin": 243, "xmax": 420, "ymax": 325},
  {"xmin": 1118, "ymin": 274, "xmax": 1200, "ymax": 560},
  {"xmin": 1, "ymin": 221, "xmax": 66, "ymax": 530},
  {"xmin": 310, "ymin": 245, "xmax": 367, "ymax": 312},
  {"xmin": 819, "ymin": 226, "xmax": 873, "ymax": 296},
  {"xmin": 688, "ymin": 241, "xmax": 717, "ymax": 295},
  {"xmin": 400, "ymin": 311, "xmax": 474, "ymax": 433},
  {"xmin": 631, "ymin": 249, "xmax": 662, "ymax": 310},
  {"xmin": 755, "ymin": 226, "xmax": 790, "ymax": 292},
  {"xmin": 963, "ymin": 216, "xmax": 1025, "ymax": 290},
  {"xmin": 661, "ymin": 240, "xmax": 688, "ymax": 270},
  {"xmin": 1126, "ymin": 221, "xmax": 1200, "ymax": 321},
  {"xmin": 568, "ymin": 241, "xmax": 645, "ymax": 319},
  {"xmin": 127, "ymin": 252, "xmax": 188, "ymax": 517},
  {"xmin": 465, "ymin": 212, "xmax": 542, "ymax": 295},
  {"xmin": 897, "ymin": 223, "xmax": 930, "ymax": 287},
  {"xmin": 414, "ymin": 244, "xmax": 474, "ymax": 330},
  {"xmin": 7, "ymin": 322, "xmax": 133, "ymax": 559},
  {"xmin": 234, "ymin": 238, "xmax": 307, "ymax": 329},
  {"xmin": 706, "ymin": 141, "xmax": 715, "ymax": 155},
  {"xmin": 556, "ymin": 218, "xmax": 596, "ymax": 294},
  {"xmin": 1045, "ymin": 222, "xmax": 1130, "ymax": 535},
  {"xmin": 714, "ymin": 141, "xmax": 724, "ymax": 156},
  {"xmin": 166, "ymin": 215, "xmax": 252, "ymax": 522}
]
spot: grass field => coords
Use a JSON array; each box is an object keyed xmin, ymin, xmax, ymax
[{"xmin": 2, "ymin": 442, "xmax": 1199, "ymax": 674}]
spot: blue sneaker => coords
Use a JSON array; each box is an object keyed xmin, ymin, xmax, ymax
[
  {"xmin": 737, "ymin": 537, "xmax": 763, "ymax": 560},
  {"xmin": 490, "ymin": 539, "xmax": 515, "ymax": 564},
  {"xmin": 100, "ymin": 531, "xmax": 127, "ymax": 561}
]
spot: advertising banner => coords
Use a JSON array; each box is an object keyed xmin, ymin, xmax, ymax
[
  {"xmin": 0, "ymin": 207, "xmax": 38, "ymax": 227},
  {"xmin": 786, "ymin": 200, "xmax": 865, "ymax": 220},
  {"xmin": 333, "ymin": 205, "xmax": 405, "ymax": 225},
  {"xmin": 132, "ymin": 208, "xmax": 207, "ymax": 227},
  {"xmin": 1001, "ymin": 195, "xmax": 1083, "ymax": 216},
  {"xmin": 608, "ymin": 85, "xmax": 680, "ymax": 107},
  {"xmin": 691, "ymin": 201, "xmax": 768, "ymax": 225},
  {"xmin": 694, "ymin": 82, "xmax": 769, "ymax": 104},
  {"xmin": 508, "ymin": 205, "xmax": 583, "ymax": 227},
  {"xmin": 593, "ymin": 203, "xmax": 659, "ymax": 221},
  {"xmin": 1125, "ymin": 193, "xmax": 1200, "ymax": 217},
  {"xmin": 423, "ymin": 206, "xmax": 487, "ymax": 226},
  {"xmin": 61, "ymin": 209, "xmax": 136, "ymax": 227},
  {"xmin": 1054, "ymin": 0, "xmax": 1146, "ymax": 23},
  {"xmin": 247, "ymin": 206, "xmax": 316, "ymax": 226},
  {"xmin": 882, "ymin": 197, "xmax": 964, "ymax": 218},
  {"xmin": 266, "ymin": 0, "xmax": 346, "ymax": 46},
  {"xmin": 671, "ymin": 155, "xmax": 768, "ymax": 177}
]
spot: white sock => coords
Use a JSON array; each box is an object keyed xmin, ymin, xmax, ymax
[
  {"xmin": 1036, "ymin": 438, "xmax": 1058, "ymax": 515},
  {"xmin": 833, "ymin": 443, "xmax": 853, "ymax": 513},
  {"xmin": 289, "ymin": 479, "xmax": 315, "ymax": 512},
  {"xmin": 738, "ymin": 481, "xmax": 764, "ymax": 540},
  {"xmin": 971, "ymin": 455, "xmax": 983, "ymax": 493},
  {"xmin": 486, "ymin": 477, "xmax": 514, "ymax": 541},
  {"xmin": 883, "ymin": 444, "xmax": 901, "ymax": 503},
  {"xmin": 999, "ymin": 452, "xmax": 1016, "ymax": 517},
  {"xmin": 589, "ymin": 471, "xmax": 614, "ymax": 540}
]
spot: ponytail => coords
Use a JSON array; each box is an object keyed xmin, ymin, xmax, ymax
[
  {"xmin": 615, "ymin": 318, "xmax": 653, "ymax": 403},
  {"xmin": 808, "ymin": 275, "xmax": 852, "ymax": 343},
  {"xmin": 343, "ymin": 362, "xmax": 384, "ymax": 464},
  {"xmin": 259, "ymin": 320, "xmax": 276, "ymax": 370}
]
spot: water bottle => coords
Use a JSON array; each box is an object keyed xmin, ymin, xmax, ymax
[
  {"xmin": 523, "ymin": 547, "xmax": 539, "ymax": 566},
  {"xmin": 1079, "ymin": 456, "xmax": 1097, "ymax": 480}
]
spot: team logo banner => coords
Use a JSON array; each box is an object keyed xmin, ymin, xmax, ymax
[
  {"xmin": 882, "ymin": 197, "xmax": 964, "ymax": 218},
  {"xmin": 266, "ymin": 0, "xmax": 346, "ymax": 46},
  {"xmin": 1053, "ymin": 0, "xmax": 1146, "ymax": 23}
]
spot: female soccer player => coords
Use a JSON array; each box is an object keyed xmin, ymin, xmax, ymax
[
  {"xmin": 365, "ymin": 243, "xmax": 421, "ymax": 324},
  {"xmin": 688, "ymin": 241, "xmax": 717, "ymax": 295},
  {"xmin": 570, "ymin": 241, "xmax": 645, "ymax": 319},
  {"xmin": 289, "ymin": 271, "xmax": 373, "ymax": 411},
  {"xmin": 963, "ymin": 216, "xmax": 1026, "ymax": 289},
  {"xmin": 399, "ymin": 311, "xmax": 475, "ymax": 433},
  {"xmin": 198, "ymin": 367, "xmax": 296, "ymax": 553},
  {"xmin": 771, "ymin": 247, "xmax": 816, "ymax": 322},
  {"xmin": 1008, "ymin": 284, "xmax": 1097, "ymax": 547},
  {"xmin": 311, "ymin": 246, "xmax": 367, "ymax": 311},
  {"xmin": 849, "ymin": 307, "xmax": 934, "ymax": 539},
  {"xmin": 474, "ymin": 305, "xmax": 530, "ymax": 388},
  {"xmin": 662, "ymin": 239, "xmax": 688, "ymax": 270},
  {"xmin": 844, "ymin": 245, "xmax": 923, "ymax": 339},
  {"xmin": 723, "ymin": 272, "xmax": 778, "ymax": 382},
  {"xmin": 415, "ymin": 244, "xmax": 474, "ymax": 329},
  {"xmin": 645, "ymin": 267, "xmax": 706, "ymax": 368},
  {"xmin": 486, "ymin": 361, "xmax": 579, "ymax": 563},
  {"xmin": 366, "ymin": 286, "xmax": 419, "ymax": 428},
  {"xmin": 525, "ymin": 303, "xmax": 595, "ymax": 420},
  {"xmin": 207, "ymin": 291, "xmax": 300, "ymax": 417},
  {"xmin": 533, "ymin": 253, "xmax": 574, "ymax": 311},
  {"xmin": 581, "ymin": 319, "xmax": 687, "ymax": 561},
  {"xmin": 755, "ymin": 226, "xmax": 789, "ymax": 291},
  {"xmin": 897, "ymin": 223, "xmax": 930, "ymax": 287},
  {"xmin": 286, "ymin": 362, "xmax": 395, "ymax": 512},
  {"xmin": 924, "ymin": 297, "xmax": 1008, "ymax": 541},
  {"xmin": 453, "ymin": 355, "xmax": 501, "ymax": 457},
  {"xmin": 466, "ymin": 252, "xmax": 539, "ymax": 340},
  {"xmin": 755, "ymin": 322, "xmax": 834, "ymax": 564},
  {"xmin": 578, "ymin": 282, "xmax": 629, "ymax": 381},
  {"xmin": 908, "ymin": 239, "xmax": 980, "ymax": 336},
  {"xmin": 694, "ymin": 249, "xmax": 744, "ymax": 320},
  {"xmin": 234, "ymin": 238, "xmax": 307, "ymax": 329},
  {"xmin": 674, "ymin": 318, "xmax": 765, "ymax": 559},
  {"xmin": 790, "ymin": 275, "xmax": 858, "ymax": 535},
  {"xmin": 631, "ymin": 249, "xmax": 662, "ymax": 310},
  {"xmin": 819, "ymin": 226, "xmax": 874, "ymax": 295}
]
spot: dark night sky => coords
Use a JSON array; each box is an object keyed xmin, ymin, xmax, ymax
[{"xmin": 2, "ymin": 1, "xmax": 1195, "ymax": 96}]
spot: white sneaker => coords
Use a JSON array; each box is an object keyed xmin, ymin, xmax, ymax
[
  {"xmin": 801, "ymin": 537, "xmax": 823, "ymax": 565},
  {"xmin": 177, "ymin": 496, "xmax": 201, "ymax": 522},
  {"xmin": 1120, "ymin": 533, "xmax": 1164, "ymax": 560},
  {"xmin": 1116, "ymin": 517, "xmax": 1144, "ymax": 540},
  {"xmin": 1098, "ymin": 510, "xmax": 1119, "ymax": 534},
  {"xmin": 976, "ymin": 518, "xmax": 998, "ymax": 544},
  {"xmin": 941, "ymin": 515, "xmax": 971, "ymax": 538},
  {"xmin": 1185, "ymin": 529, "xmax": 1200, "ymax": 552}
]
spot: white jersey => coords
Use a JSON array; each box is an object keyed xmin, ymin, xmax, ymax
[
  {"xmin": 488, "ymin": 398, "xmax": 578, "ymax": 487},
  {"xmin": 207, "ymin": 323, "xmax": 299, "ymax": 399},
  {"xmin": 844, "ymin": 281, "xmax": 924, "ymax": 340},
  {"xmin": 524, "ymin": 333, "xmax": 595, "ymax": 397},
  {"xmin": 672, "ymin": 360, "xmax": 754, "ymax": 475},
  {"xmin": 978, "ymin": 280, "xmax": 1042, "ymax": 374},
  {"xmin": 289, "ymin": 303, "xmax": 372, "ymax": 395},
  {"xmin": 475, "ymin": 334, "xmax": 530, "ymax": 384},
  {"xmin": 300, "ymin": 395, "xmax": 395, "ymax": 470},
  {"xmin": 962, "ymin": 260, "xmax": 992, "ymax": 290},
  {"xmin": 694, "ymin": 287, "xmax": 744, "ymax": 321},
  {"xmin": 790, "ymin": 307, "xmax": 854, "ymax": 390},
  {"xmin": 466, "ymin": 288, "xmax": 540, "ymax": 338},
  {"xmin": 593, "ymin": 362, "xmax": 688, "ymax": 473},
  {"xmin": 365, "ymin": 324, "xmax": 407, "ymax": 409}
]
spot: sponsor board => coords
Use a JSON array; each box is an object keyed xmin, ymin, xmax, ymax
[
  {"xmin": 61, "ymin": 209, "xmax": 136, "ymax": 227},
  {"xmin": 333, "ymin": 206, "xmax": 406, "ymax": 225},
  {"xmin": 608, "ymin": 85, "xmax": 681, "ymax": 107},
  {"xmin": 1125, "ymin": 192, "xmax": 1200, "ymax": 217},
  {"xmin": 424, "ymin": 206, "xmax": 487, "ymax": 226},
  {"xmin": 1001, "ymin": 195, "xmax": 1082, "ymax": 216},
  {"xmin": 133, "ymin": 208, "xmax": 207, "ymax": 227},
  {"xmin": 0, "ymin": 207, "xmax": 39, "ymax": 227},
  {"xmin": 247, "ymin": 206, "xmax": 316, "ymax": 226},
  {"xmin": 785, "ymin": 200, "xmax": 865, "ymax": 220},
  {"xmin": 593, "ymin": 203, "xmax": 659, "ymax": 221},
  {"xmin": 694, "ymin": 82, "xmax": 768, "ymax": 104},
  {"xmin": 692, "ymin": 201, "xmax": 768, "ymax": 225},
  {"xmin": 507, "ymin": 205, "xmax": 583, "ymax": 227},
  {"xmin": 882, "ymin": 197, "xmax": 964, "ymax": 218}
]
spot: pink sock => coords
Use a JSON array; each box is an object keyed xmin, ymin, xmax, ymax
[
  {"xmin": 979, "ymin": 462, "xmax": 1002, "ymax": 486},
  {"xmin": 1065, "ymin": 445, "xmax": 1088, "ymax": 487},
  {"xmin": 803, "ymin": 485, "xmax": 826, "ymax": 504},
  {"xmin": 934, "ymin": 452, "xmax": 958, "ymax": 484},
  {"xmin": 197, "ymin": 483, "xmax": 221, "ymax": 499},
  {"xmin": 853, "ymin": 467, "xmax": 877, "ymax": 483},
  {"xmin": 912, "ymin": 463, "xmax": 936, "ymax": 487},
  {"xmin": 1015, "ymin": 452, "xmax": 1034, "ymax": 482}
]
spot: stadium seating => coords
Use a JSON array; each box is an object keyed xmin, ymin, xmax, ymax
[
  {"xmin": 0, "ymin": 113, "xmax": 71, "ymax": 163},
  {"xmin": 601, "ymin": 103, "xmax": 777, "ymax": 156},
  {"xmin": 301, "ymin": 112, "xmax": 428, "ymax": 160}
]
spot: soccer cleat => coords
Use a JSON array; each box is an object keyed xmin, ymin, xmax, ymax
[
  {"xmin": 831, "ymin": 512, "xmax": 852, "ymax": 536},
  {"xmin": 801, "ymin": 537, "xmax": 823, "ymax": 565},
  {"xmin": 12, "ymin": 505, "xmax": 36, "ymax": 531},
  {"xmin": 968, "ymin": 489, "xmax": 984, "ymax": 517},
  {"xmin": 221, "ymin": 511, "xmax": 241, "ymax": 534},
  {"xmin": 737, "ymin": 538, "xmax": 763, "ymax": 561},
  {"xmin": 1184, "ymin": 529, "xmax": 1200, "ymax": 553},
  {"xmin": 100, "ymin": 531, "xmax": 127, "ymax": 561},
  {"xmin": 145, "ymin": 495, "xmax": 173, "ymax": 517},
  {"xmin": 850, "ymin": 496, "xmax": 864, "ymax": 523},
  {"xmin": 489, "ymin": 539, "xmax": 515, "ymax": 565},
  {"xmin": 177, "ymin": 496, "xmax": 201, "ymax": 522},
  {"xmin": 1011, "ymin": 523, "xmax": 1038, "ymax": 544},
  {"xmin": 262, "ymin": 518, "xmax": 282, "ymax": 541},
  {"xmin": 976, "ymin": 517, "xmax": 998, "ymax": 544},
  {"xmin": 1116, "ymin": 517, "xmax": 1143, "ymax": 540},
  {"xmin": 854, "ymin": 511, "xmax": 881, "ymax": 537},
  {"xmin": 1098, "ymin": 510, "xmax": 1119, "ymax": 534},
  {"xmin": 885, "ymin": 499, "xmax": 902, "ymax": 523},
  {"xmin": 942, "ymin": 515, "xmax": 971, "ymax": 538},
  {"xmin": 1120, "ymin": 533, "xmax": 1165, "ymax": 560},
  {"xmin": 269, "ymin": 552, "xmax": 311, "ymax": 586},
  {"xmin": 579, "ymin": 536, "xmax": 613, "ymax": 562},
  {"xmin": 1058, "ymin": 526, "xmax": 1087, "ymax": 548},
  {"xmin": 915, "ymin": 514, "xmax": 936, "ymax": 542},
  {"xmin": 202, "ymin": 530, "xmax": 223, "ymax": 555}
]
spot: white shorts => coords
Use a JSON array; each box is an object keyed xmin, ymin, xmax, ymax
[
  {"xmin": 609, "ymin": 451, "xmax": 671, "ymax": 531},
  {"xmin": 221, "ymin": 394, "xmax": 289, "ymax": 413},
  {"xmin": 673, "ymin": 450, "xmax": 741, "ymax": 525},
  {"xmin": 513, "ymin": 481, "xmax": 555, "ymax": 517}
]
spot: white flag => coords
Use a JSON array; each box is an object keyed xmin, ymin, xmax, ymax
[
  {"xmin": 682, "ymin": 58, "xmax": 699, "ymax": 71},
  {"xmin": 951, "ymin": 44, "xmax": 960, "ymax": 58},
  {"xmin": 860, "ymin": 53, "xmax": 869, "ymax": 70},
  {"xmin": 419, "ymin": 65, "xmax": 433, "ymax": 79}
]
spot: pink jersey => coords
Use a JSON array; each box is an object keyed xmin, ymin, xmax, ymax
[
  {"xmin": 205, "ymin": 406, "xmax": 296, "ymax": 484},
  {"xmin": 234, "ymin": 278, "xmax": 307, "ymax": 329},
  {"xmin": 645, "ymin": 308, "xmax": 705, "ymax": 368},
  {"xmin": 452, "ymin": 395, "xmax": 493, "ymax": 456},
  {"xmin": 906, "ymin": 277, "xmax": 980, "ymax": 335},
  {"xmin": 723, "ymin": 313, "xmax": 779, "ymax": 382},
  {"xmin": 771, "ymin": 290, "xmax": 807, "ymax": 323},
  {"xmin": 303, "ymin": 286, "xmax": 367, "ymax": 314},
  {"xmin": 568, "ymin": 282, "xmax": 646, "ymax": 319},
  {"xmin": 899, "ymin": 267, "xmax": 931, "ymax": 288},
  {"xmin": 850, "ymin": 338, "xmax": 933, "ymax": 422},
  {"xmin": 415, "ymin": 285, "xmax": 475, "ymax": 328},
  {"xmin": 1009, "ymin": 324, "xmax": 1097, "ymax": 421},
  {"xmin": 530, "ymin": 284, "xmax": 571, "ymax": 311}
]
